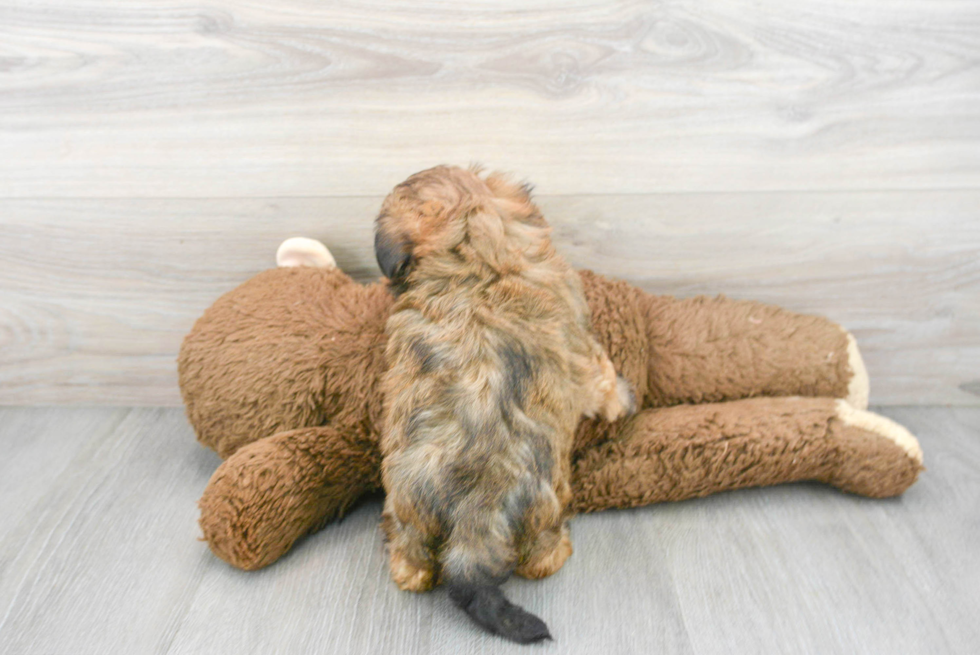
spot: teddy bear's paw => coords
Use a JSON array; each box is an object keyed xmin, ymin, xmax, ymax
[
  {"xmin": 843, "ymin": 330, "xmax": 870, "ymax": 410},
  {"xmin": 835, "ymin": 399, "xmax": 923, "ymax": 466},
  {"xmin": 276, "ymin": 237, "xmax": 337, "ymax": 268}
]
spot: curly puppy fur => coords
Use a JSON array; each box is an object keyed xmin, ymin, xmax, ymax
[{"xmin": 375, "ymin": 165, "xmax": 634, "ymax": 643}]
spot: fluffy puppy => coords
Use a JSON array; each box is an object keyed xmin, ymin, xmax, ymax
[{"xmin": 376, "ymin": 165, "xmax": 634, "ymax": 643}]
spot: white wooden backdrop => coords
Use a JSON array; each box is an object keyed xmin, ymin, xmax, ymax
[{"xmin": 0, "ymin": 0, "xmax": 977, "ymax": 405}]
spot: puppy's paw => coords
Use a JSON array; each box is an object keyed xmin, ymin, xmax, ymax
[
  {"xmin": 516, "ymin": 530, "xmax": 573, "ymax": 580},
  {"xmin": 389, "ymin": 550, "xmax": 435, "ymax": 593},
  {"xmin": 599, "ymin": 375, "xmax": 636, "ymax": 422},
  {"xmin": 618, "ymin": 376, "xmax": 638, "ymax": 416}
]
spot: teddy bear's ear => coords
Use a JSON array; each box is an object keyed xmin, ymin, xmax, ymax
[{"xmin": 276, "ymin": 237, "xmax": 337, "ymax": 268}]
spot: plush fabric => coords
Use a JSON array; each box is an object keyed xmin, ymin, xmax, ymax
[{"xmin": 180, "ymin": 253, "xmax": 922, "ymax": 571}]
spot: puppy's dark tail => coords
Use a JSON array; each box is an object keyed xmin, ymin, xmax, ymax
[{"xmin": 447, "ymin": 578, "xmax": 551, "ymax": 644}]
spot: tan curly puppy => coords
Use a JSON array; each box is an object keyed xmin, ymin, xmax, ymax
[{"xmin": 375, "ymin": 165, "xmax": 634, "ymax": 643}]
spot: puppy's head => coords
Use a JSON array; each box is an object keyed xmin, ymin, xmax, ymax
[{"xmin": 375, "ymin": 165, "xmax": 545, "ymax": 292}]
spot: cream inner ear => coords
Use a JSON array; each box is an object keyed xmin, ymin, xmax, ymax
[{"xmin": 276, "ymin": 237, "xmax": 337, "ymax": 268}]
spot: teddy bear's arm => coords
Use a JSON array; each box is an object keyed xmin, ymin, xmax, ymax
[
  {"xmin": 577, "ymin": 271, "xmax": 869, "ymax": 413},
  {"xmin": 571, "ymin": 397, "xmax": 922, "ymax": 513},
  {"xmin": 198, "ymin": 425, "xmax": 382, "ymax": 570},
  {"xmin": 642, "ymin": 294, "xmax": 869, "ymax": 409}
]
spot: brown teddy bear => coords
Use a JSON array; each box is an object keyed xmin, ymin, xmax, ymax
[{"xmin": 179, "ymin": 237, "xmax": 923, "ymax": 571}]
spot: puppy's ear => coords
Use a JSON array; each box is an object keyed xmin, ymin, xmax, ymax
[{"xmin": 375, "ymin": 223, "xmax": 413, "ymax": 287}]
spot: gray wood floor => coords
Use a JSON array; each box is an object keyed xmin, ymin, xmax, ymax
[{"xmin": 0, "ymin": 406, "xmax": 976, "ymax": 654}]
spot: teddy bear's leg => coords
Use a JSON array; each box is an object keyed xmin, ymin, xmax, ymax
[
  {"xmin": 198, "ymin": 425, "xmax": 382, "ymax": 570},
  {"xmin": 570, "ymin": 397, "xmax": 922, "ymax": 512},
  {"xmin": 641, "ymin": 293, "xmax": 870, "ymax": 409}
]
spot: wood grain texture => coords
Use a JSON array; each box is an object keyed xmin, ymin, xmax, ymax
[
  {"xmin": 0, "ymin": 406, "xmax": 977, "ymax": 654},
  {"xmin": 0, "ymin": 407, "xmax": 129, "ymax": 532},
  {"xmin": 0, "ymin": 408, "xmax": 221, "ymax": 655},
  {"xmin": 0, "ymin": 0, "xmax": 977, "ymax": 197},
  {"xmin": 1, "ymin": 191, "xmax": 977, "ymax": 405},
  {"xmin": 0, "ymin": 0, "xmax": 976, "ymax": 404},
  {"xmin": 666, "ymin": 408, "xmax": 980, "ymax": 654}
]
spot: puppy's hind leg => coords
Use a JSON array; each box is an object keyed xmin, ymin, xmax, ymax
[
  {"xmin": 515, "ymin": 523, "xmax": 573, "ymax": 580},
  {"xmin": 381, "ymin": 502, "xmax": 437, "ymax": 592}
]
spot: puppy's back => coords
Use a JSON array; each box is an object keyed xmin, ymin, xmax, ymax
[{"xmin": 379, "ymin": 166, "xmax": 604, "ymax": 643}]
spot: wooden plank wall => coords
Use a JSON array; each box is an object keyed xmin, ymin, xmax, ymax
[{"xmin": 1, "ymin": 0, "xmax": 978, "ymax": 405}]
